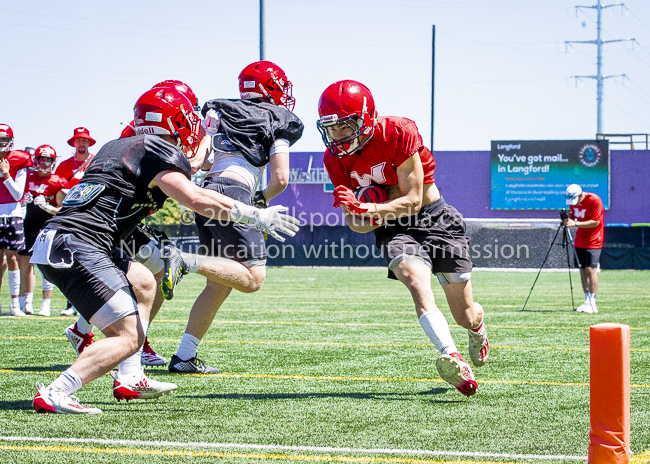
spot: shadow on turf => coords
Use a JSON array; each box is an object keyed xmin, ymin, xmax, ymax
[
  {"xmin": 0, "ymin": 400, "xmax": 33, "ymax": 411},
  {"xmin": 183, "ymin": 388, "xmax": 462, "ymax": 403}
]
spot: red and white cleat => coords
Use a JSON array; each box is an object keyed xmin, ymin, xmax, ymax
[
  {"xmin": 468, "ymin": 323, "xmax": 490, "ymax": 367},
  {"xmin": 111, "ymin": 367, "xmax": 177, "ymax": 402},
  {"xmin": 33, "ymin": 383, "xmax": 102, "ymax": 414},
  {"xmin": 436, "ymin": 352, "xmax": 478, "ymax": 397},
  {"xmin": 141, "ymin": 338, "xmax": 167, "ymax": 366},
  {"xmin": 64, "ymin": 323, "xmax": 95, "ymax": 356}
]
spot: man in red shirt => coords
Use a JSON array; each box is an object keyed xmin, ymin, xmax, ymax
[
  {"xmin": 55, "ymin": 127, "xmax": 96, "ymax": 189},
  {"xmin": 564, "ymin": 183, "xmax": 604, "ymax": 314},
  {"xmin": 317, "ymin": 80, "xmax": 488, "ymax": 397}
]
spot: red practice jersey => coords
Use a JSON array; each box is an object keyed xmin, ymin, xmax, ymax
[
  {"xmin": 0, "ymin": 150, "xmax": 33, "ymax": 205},
  {"xmin": 324, "ymin": 116, "xmax": 435, "ymax": 190},
  {"xmin": 570, "ymin": 192, "xmax": 605, "ymax": 249},
  {"xmin": 25, "ymin": 171, "xmax": 69, "ymax": 206},
  {"xmin": 55, "ymin": 154, "xmax": 95, "ymax": 188}
]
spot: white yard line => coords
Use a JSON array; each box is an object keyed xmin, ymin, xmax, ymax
[{"xmin": 0, "ymin": 436, "xmax": 587, "ymax": 461}]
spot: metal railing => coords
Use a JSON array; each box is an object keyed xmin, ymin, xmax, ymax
[{"xmin": 597, "ymin": 133, "xmax": 650, "ymax": 150}]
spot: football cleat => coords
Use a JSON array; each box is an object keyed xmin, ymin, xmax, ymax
[
  {"xmin": 61, "ymin": 306, "xmax": 78, "ymax": 316},
  {"xmin": 38, "ymin": 306, "xmax": 51, "ymax": 317},
  {"xmin": 110, "ymin": 368, "xmax": 177, "ymax": 401},
  {"xmin": 64, "ymin": 323, "xmax": 95, "ymax": 356},
  {"xmin": 160, "ymin": 245, "xmax": 189, "ymax": 301},
  {"xmin": 575, "ymin": 302, "xmax": 597, "ymax": 314},
  {"xmin": 10, "ymin": 302, "xmax": 26, "ymax": 317},
  {"xmin": 436, "ymin": 352, "xmax": 478, "ymax": 397},
  {"xmin": 468, "ymin": 324, "xmax": 490, "ymax": 367},
  {"xmin": 168, "ymin": 355, "xmax": 220, "ymax": 374},
  {"xmin": 33, "ymin": 383, "xmax": 102, "ymax": 414},
  {"xmin": 141, "ymin": 338, "xmax": 167, "ymax": 366},
  {"xmin": 24, "ymin": 303, "xmax": 34, "ymax": 315}
]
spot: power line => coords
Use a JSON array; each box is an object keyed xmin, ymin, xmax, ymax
[{"xmin": 565, "ymin": 0, "xmax": 636, "ymax": 135}]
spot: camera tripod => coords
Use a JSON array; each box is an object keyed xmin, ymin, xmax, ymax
[{"xmin": 521, "ymin": 213, "xmax": 586, "ymax": 311}]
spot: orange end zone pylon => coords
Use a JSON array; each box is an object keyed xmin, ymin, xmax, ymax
[{"xmin": 589, "ymin": 323, "xmax": 631, "ymax": 464}]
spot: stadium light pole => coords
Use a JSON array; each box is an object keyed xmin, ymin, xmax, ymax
[{"xmin": 430, "ymin": 25, "xmax": 435, "ymax": 152}]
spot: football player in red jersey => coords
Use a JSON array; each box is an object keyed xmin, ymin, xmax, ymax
[
  {"xmin": 17, "ymin": 145, "xmax": 69, "ymax": 316},
  {"xmin": 0, "ymin": 124, "xmax": 33, "ymax": 316},
  {"xmin": 317, "ymin": 81, "xmax": 489, "ymax": 397},
  {"xmin": 564, "ymin": 184, "xmax": 605, "ymax": 314}
]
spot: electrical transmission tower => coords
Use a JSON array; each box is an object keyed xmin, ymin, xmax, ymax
[{"xmin": 565, "ymin": 0, "xmax": 636, "ymax": 135}]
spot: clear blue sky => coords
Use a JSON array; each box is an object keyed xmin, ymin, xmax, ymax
[{"xmin": 2, "ymin": 0, "xmax": 649, "ymax": 160}]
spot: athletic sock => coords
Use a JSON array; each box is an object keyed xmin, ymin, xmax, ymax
[
  {"xmin": 118, "ymin": 351, "xmax": 143, "ymax": 377},
  {"xmin": 584, "ymin": 293, "xmax": 590, "ymax": 304},
  {"xmin": 419, "ymin": 311, "xmax": 458, "ymax": 355},
  {"xmin": 181, "ymin": 252, "xmax": 199, "ymax": 273},
  {"xmin": 19, "ymin": 295, "xmax": 26, "ymax": 308},
  {"xmin": 51, "ymin": 368, "xmax": 83, "ymax": 395},
  {"xmin": 76, "ymin": 317, "xmax": 94, "ymax": 334},
  {"xmin": 176, "ymin": 333, "xmax": 201, "ymax": 360},
  {"xmin": 40, "ymin": 299, "xmax": 51, "ymax": 313},
  {"xmin": 135, "ymin": 240, "xmax": 164, "ymax": 274},
  {"xmin": 25, "ymin": 292, "xmax": 34, "ymax": 306},
  {"xmin": 8, "ymin": 270, "xmax": 20, "ymax": 297}
]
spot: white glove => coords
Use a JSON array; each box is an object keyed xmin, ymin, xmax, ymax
[
  {"xmin": 34, "ymin": 195, "xmax": 54, "ymax": 214},
  {"xmin": 201, "ymin": 109, "xmax": 221, "ymax": 136},
  {"xmin": 230, "ymin": 201, "xmax": 300, "ymax": 242},
  {"xmin": 23, "ymin": 192, "xmax": 34, "ymax": 205}
]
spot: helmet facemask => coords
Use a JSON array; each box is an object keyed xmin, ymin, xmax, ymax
[
  {"xmin": 166, "ymin": 104, "xmax": 202, "ymax": 158},
  {"xmin": 35, "ymin": 156, "xmax": 55, "ymax": 175},
  {"xmin": 0, "ymin": 137, "xmax": 13, "ymax": 153},
  {"xmin": 317, "ymin": 96, "xmax": 374, "ymax": 157}
]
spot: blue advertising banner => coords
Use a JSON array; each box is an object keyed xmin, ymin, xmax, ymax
[{"xmin": 490, "ymin": 140, "xmax": 609, "ymax": 210}]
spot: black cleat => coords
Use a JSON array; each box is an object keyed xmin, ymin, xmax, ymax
[
  {"xmin": 168, "ymin": 355, "xmax": 220, "ymax": 374},
  {"xmin": 161, "ymin": 245, "xmax": 189, "ymax": 300}
]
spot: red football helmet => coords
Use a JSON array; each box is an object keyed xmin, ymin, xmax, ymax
[
  {"xmin": 152, "ymin": 80, "xmax": 200, "ymax": 112},
  {"xmin": 0, "ymin": 124, "xmax": 14, "ymax": 153},
  {"xmin": 34, "ymin": 144, "xmax": 57, "ymax": 175},
  {"xmin": 133, "ymin": 87, "xmax": 202, "ymax": 156},
  {"xmin": 238, "ymin": 61, "xmax": 295, "ymax": 111},
  {"xmin": 317, "ymin": 80, "xmax": 377, "ymax": 157}
]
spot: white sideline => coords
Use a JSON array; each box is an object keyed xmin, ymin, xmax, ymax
[{"xmin": 0, "ymin": 436, "xmax": 587, "ymax": 461}]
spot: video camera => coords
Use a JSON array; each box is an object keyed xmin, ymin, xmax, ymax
[{"xmin": 559, "ymin": 209, "xmax": 569, "ymax": 221}]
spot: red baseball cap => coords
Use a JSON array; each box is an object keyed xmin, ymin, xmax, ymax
[{"xmin": 67, "ymin": 127, "xmax": 96, "ymax": 147}]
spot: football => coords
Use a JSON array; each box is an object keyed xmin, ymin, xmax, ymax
[{"xmin": 354, "ymin": 184, "xmax": 389, "ymax": 203}]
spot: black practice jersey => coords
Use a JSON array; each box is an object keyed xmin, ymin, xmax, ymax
[{"xmin": 46, "ymin": 135, "xmax": 191, "ymax": 254}]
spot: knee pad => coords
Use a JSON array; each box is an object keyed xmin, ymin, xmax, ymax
[
  {"xmin": 388, "ymin": 254, "xmax": 431, "ymax": 273},
  {"xmin": 435, "ymin": 271, "xmax": 472, "ymax": 286}
]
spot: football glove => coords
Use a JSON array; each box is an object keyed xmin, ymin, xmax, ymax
[
  {"xmin": 34, "ymin": 195, "xmax": 55, "ymax": 214},
  {"xmin": 202, "ymin": 109, "xmax": 220, "ymax": 136},
  {"xmin": 332, "ymin": 185, "xmax": 368, "ymax": 214},
  {"xmin": 230, "ymin": 201, "xmax": 300, "ymax": 242}
]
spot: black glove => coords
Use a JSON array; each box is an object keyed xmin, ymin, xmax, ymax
[{"xmin": 253, "ymin": 190, "xmax": 268, "ymax": 209}]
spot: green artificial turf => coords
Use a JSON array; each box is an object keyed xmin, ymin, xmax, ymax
[{"xmin": 0, "ymin": 268, "xmax": 648, "ymax": 464}]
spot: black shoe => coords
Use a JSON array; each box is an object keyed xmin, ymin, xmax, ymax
[
  {"xmin": 168, "ymin": 355, "xmax": 220, "ymax": 374},
  {"xmin": 161, "ymin": 246, "xmax": 189, "ymax": 301}
]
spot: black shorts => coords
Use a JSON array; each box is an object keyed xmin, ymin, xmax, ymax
[
  {"xmin": 0, "ymin": 216, "xmax": 25, "ymax": 251},
  {"xmin": 19, "ymin": 217, "xmax": 50, "ymax": 256},
  {"xmin": 195, "ymin": 177, "xmax": 266, "ymax": 267},
  {"xmin": 575, "ymin": 247, "xmax": 601, "ymax": 268},
  {"xmin": 375, "ymin": 197, "xmax": 473, "ymax": 280},
  {"xmin": 36, "ymin": 233, "xmax": 135, "ymax": 322}
]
